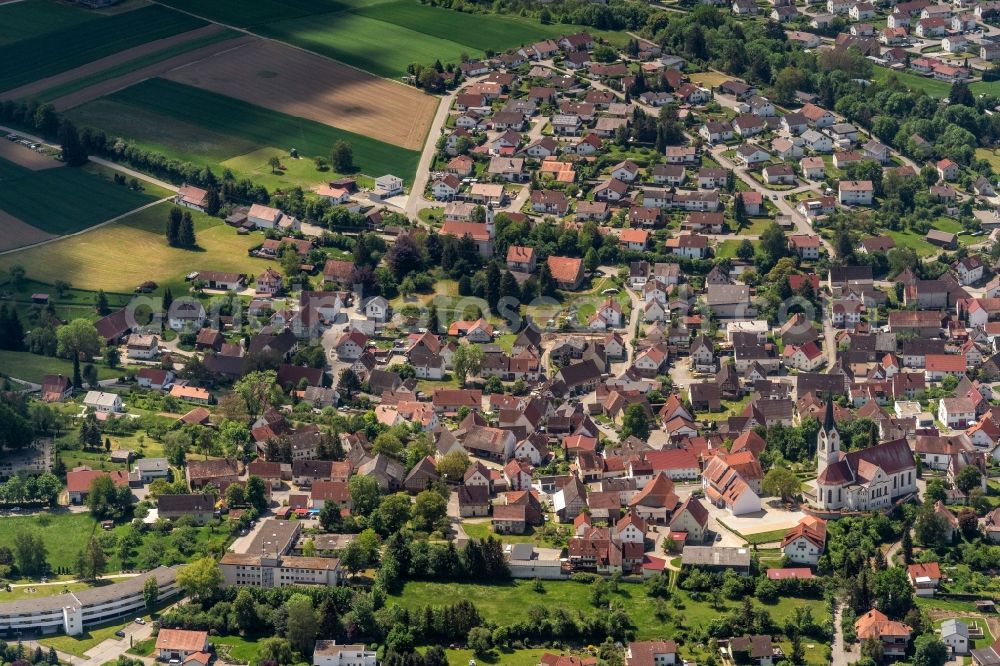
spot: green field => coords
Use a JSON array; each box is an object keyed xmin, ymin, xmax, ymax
[
  {"xmin": 387, "ymin": 580, "xmax": 829, "ymax": 647},
  {"xmin": 0, "ymin": 201, "xmax": 271, "ymax": 293},
  {"xmin": 0, "ymin": 350, "xmax": 122, "ymax": 384},
  {"xmin": 68, "ymin": 78, "xmax": 420, "ymax": 183},
  {"xmin": 0, "ymin": 157, "xmax": 157, "ymax": 235},
  {"xmin": 0, "ymin": 0, "xmax": 96, "ymax": 47},
  {"xmin": 155, "ymin": 0, "xmax": 354, "ymax": 27},
  {"xmin": 157, "ymin": 0, "xmax": 601, "ymax": 78},
  {"xmin": 33, "ymin": 28, "xmax": 242, "ymax": 103},
  {"xmin": 872, "ymin": 67, "xmax": 952, "ymax": 98},
  {"xmin": 0, "ymin": 4, "xmax": 206, "ymax": 91},
  {"xmin": 259, "ymin": 1, "xmax": 603, "ymax": 79},
  {"xmin": 0, "ymin": 513, "xmax": 105, "ymax": 572}
]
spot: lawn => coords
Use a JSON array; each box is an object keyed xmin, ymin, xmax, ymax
[
  {"xmin": 39, "ymin": 620, "xmax": 132, "ymax": 657},
  {"xmin": 0, "ymin": 0, "xmax": 96, "ymax": 47},
  {"xmin": 437, "ymin": 648, "xmax": 555, "ymax": 665},
  {"xmin": 0, "ymin": 350, "xmax": 122, "ymax": 384},
  {"xmin": 387, "ymin": 579, "xmax": 829, "ymax": 647},
  {"xmin": 33, "ymin": 28, "xmax": 242, "ymax": 103},
  {"xmin": 0, "ymin": 581, "xmax": 91, "ymax": 602},
  {"xmin": 872, "ymin": 67, "xmax": 951, "ymax": 98},
  {"xmin": 0, "ymin": 4, "xmax": 206, "ymax": 91},
  {"xmin": 0, "ymin": 201, "xmax": 271, "ymax": 293},
  {"xmin": 68, "ymin": 78, "xmax": 420, "ymax": 183},
  {"xmin": 0, "ymin": 157, "xmax": 157, "ymax": 235},
  {"xmin": 976, "ymin": 147, "xmax": 1000, "ymax": 172},
  {"xmin": 211, "ymin": 635, "xmax": 263, "ymax": 663},
  {"xmin": 462, "ymin": 520, "xmax": 549, "ymax": 545},
  {"xmin": 0, "ymin": 512, "xmax": 104, "ymax": 572}
]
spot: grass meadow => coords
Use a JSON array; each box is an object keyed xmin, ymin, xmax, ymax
[
  {"xmin": 68, "ymin": 78, "xmax": 421, "ymax": 183},
  {"xmin": 0, "ymin": 201, "xmax": 270, "ymax": 293},
  {"xmin": 0, "ymin": 4, "xmax": 206, "ymax": 91},
  {"xmin": 0, "ymin": 0, "xmax": 97, "ymax": 47},
  {"xmin": 0, "ymin": 157, "xmax": 157, "ymax": 234}
]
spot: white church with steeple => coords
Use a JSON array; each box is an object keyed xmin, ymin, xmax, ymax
[{"xmin": 814, "ymin": 399, "xmax": 917, "ymax": 511}]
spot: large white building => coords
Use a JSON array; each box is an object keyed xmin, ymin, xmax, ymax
[
  {"xmin": 219, "ymin": 519, "xmax": 341, "ymax": 588},
  {"xmin": 313, "ymin": 640, "xmax": 377, "ymax": 666},
  {"xmin": 0, "ymin": 566, "xmax": 179, "ymax": 636},
  {"xmin": 814, "ymin": 401, "xmax": 917, "ymax": 511}
]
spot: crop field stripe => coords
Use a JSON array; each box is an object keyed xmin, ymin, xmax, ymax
[
  {"xmin": 31, "ymin": 27, "xmax": 242, "ymax": 105},
  {"xmin": 0, "ymin": 156, "xmax": 157, "ymax": 235},
  {"xmin": 0, "ymin": 4, "xmax": 207, "ymax": 91},
  {"xmin": 102, "ymin": 78, "xmax": 420, "ymax": 182}
]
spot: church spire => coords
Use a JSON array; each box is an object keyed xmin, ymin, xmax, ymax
[{"xmin": 823, "ymin": 396, "xmax": 835, "ymax": 432}]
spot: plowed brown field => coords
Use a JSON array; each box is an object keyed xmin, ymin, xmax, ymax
[{"xmin": 163, "ymin": 39, "xmax": 436, "ymax": 150}]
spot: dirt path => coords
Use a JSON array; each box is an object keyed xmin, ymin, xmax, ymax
[
  {"xmin": 52, "ymin": 34, "xmax": 254, "ymax": 111},
  {"xmin": 0, "ymin": 23, "xmax": 227, "ymax": 100}
]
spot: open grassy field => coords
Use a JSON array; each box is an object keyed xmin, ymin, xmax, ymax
[
  {"xmin": 155, "ymin": 0, "xmax": 353, "ymax": 28},
  {"xmin": 0, "ymin": 512, "xmax": 104, "ymax": 572},
  {"xmin": 387, "ymin": 580, "xmax": 829, "ymax": 647},
  {"xmin": 0, "ymin": 201, "xmax": 270, "ymax": 293},
  {"xmin": 259, "ymin": 1, "xmax": 606, "ymax": 79},
  {"xmin": 0, "ymin": 157, "xmax": 157, "ymax": 235},
  {"xmin": 872, "ymin": 67, "xmax": 951, "ymax": 98},
  {"xmin": 0, "ymin": 0, "xmax": 96, "ymax": 47},
  {"xmin": 68, "ymin": 78, "xmax": 421, "ymax": 183},
  {"xmin": 0, "ymin": 350, "xmax": 122, "ymax": 384},
  {"xmin": 0, "ymin": 4, "xmax": 206, "ymax": 92}
]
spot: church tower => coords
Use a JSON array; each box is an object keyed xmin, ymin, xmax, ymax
[{"xmin": 816, "ymin": 398, "xmax": 841, "ymax": 478}]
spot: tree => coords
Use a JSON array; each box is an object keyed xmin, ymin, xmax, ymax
[
  {"xmin": 59, "ymin": 120, "xmax": 88, "ymax": 167},
  {"xmin": 349, "ymin": 475, "xmax": 381, "ymax": 517},
  {"xmin": 762, "ymin": 466, "xmax": 802, "ymax": 502},
  {"xmin": 734, "ymin": 194, "xmax": 749, "ymax": 229},
  {"xmin": 374, "ymin": 493, "xmax": 412, "ymax": 535},
  {"xmin": 453, "ymin": 343, "xmax": 484, "ymax": 386},
  {"xmin": 914, "ymin": 504, "xmax": 949, "ymax": 548},
  {"xmin": 256, "ymin": 638, "xmax": 294, "ymax": 666},
  {"xmin": 233, "ymin": 370, "xmax": 277, "ymax": 419},
  {"xmin": 218, "ymin": 421, "xmax": 253, "ymax": 460},
  {"xmin": 13, "ymin": 531, "xmax": 47, "ymax": 578},
  {"xmin": 437, "ymin": 450, "xmax": 469, "ymax": 482},
  {"xmin": 872, "ymin": 567, "xmax": 914, "ymax": 619},
  {"xmin": 94, "ymin": 290, "xmax": 109, "ymax": 316},
  {"xmin": 620, "ymin": 403, "xmax": 650, "ymax": 440},
  {"xmin": 341, "ymin": 528, "xmax": 380, "ymax": 575},
  {"xmin": 486, "ymin": 262, "xmax": 502, "ymax": 313},
  {"xmin": 539, "ymin": 261, "xmax": 557, "ymax": 297},
  {"xmin": 955, "ymin": 464, "xmax": 982, "ymax": 496},
  {"xmin": 736, "ymin": 238, "xmax": 755, "ymax": 261},
  {"xmin": 285, "ymin": 593, "xmax": 318, "ymax": 654},
  {"xmin": 176, "ymin": 556, "xmax": 223, "ymax": 601},
  {"xmin": 56, "ymin": 319, "xmax": 100, "ymax": 360},
  {"xmin": 319, "ymin": 499, "xmax": 342, "ymax": 532},
  {"xmin": 167, "ymin": 207, "xmax": 182, "ymax": 246},
  {"xmin": 467, "ymin": 627, "xmax": 493, "ymax": 658},
  {"xmin": 87, "ymin": 474, "xmax": 131, "ymax": 520},
  {"xmin": 268, "ymin": 156, "xmax": 282, "ymax": 174},
  {"xmin": 225, "ymin": 483, "xmax": 246, "ymax": 508},
  {"xmin": 75, "ymin": 537, "xmax": 106, "ymax": 581},
  {"xmin": 245, "ymin": 475, "xmax": 268, "ymax": 513},
  {"xmin": 337, "ymin": 368, "xmax": 361, "ymax": 396},
  {"xmin": 412, "ymin": 489, "xmax": 448, "ymax": 533},
  {"xmin": 759, "ymin": 222, "xmax": 788, "ymax": 267},
  {"xmin": 105, "ymin": 346, "xmax": 120, "ymax": 369},
  {"xmin": 143, "ymin": 574, "xmax": 159, "ymax": 613},
  {"xmin": 178, "ymin": 211, "xmax": 196, "ymax": 248},
  {"xmin": 330, "ymin": 141, "xmax": 354, "ymax": 173},
  {"xmin": 233, "ymin": 588, "xmax": 258, "ymax": 635},
  {"xmin": 913, "ymin": 635, "xmax": 948, "ymax": 666}
]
